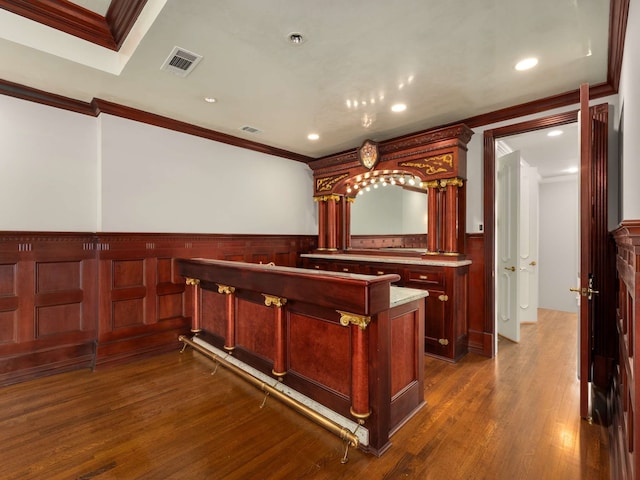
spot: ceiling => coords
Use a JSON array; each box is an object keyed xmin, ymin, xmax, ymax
[
  {"xmin": 0, "ymin": 0, "xmax": 614, "ymax": 162},
  {"xmin": 502, "ymin": 123, "xmax": 580, "ymax": 179}
]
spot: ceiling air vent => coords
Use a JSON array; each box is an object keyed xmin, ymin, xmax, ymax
[
  {"xmin": 240, "ymin": 125, "xmax": 261, "ymax": 134},
  {"xmin": 160, "ymin": 47, "xmax": 203, "ymax": 77}
]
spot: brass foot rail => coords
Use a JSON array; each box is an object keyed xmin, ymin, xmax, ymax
[{"xmin": 178, "ymin": 335, "xmax": 360, "ymax": 461}]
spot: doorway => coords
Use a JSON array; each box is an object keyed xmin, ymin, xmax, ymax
[
  {"xmin": 482, "ymin": 109, "xmax": 579, "ymax": 357},
  {"xmin": 494, "ymin": 124, "xmax": 580, "ymax": 350}
]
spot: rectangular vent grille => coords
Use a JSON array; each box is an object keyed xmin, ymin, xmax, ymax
[
  {"xmin": 240, "ymin": 125, "xmax": 261, "ymax": 134},
  {"xmin": 161, "ymin": 47, "xmax": 203, "ymax": 77}
]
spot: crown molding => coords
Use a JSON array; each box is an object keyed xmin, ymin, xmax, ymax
[{"xmin": 0, "ymin": 0, "xmax": 147, "ymax": 50}]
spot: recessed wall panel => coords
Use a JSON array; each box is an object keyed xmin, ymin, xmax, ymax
[
  {"xmin": 37, "ymin": 261, "xmax": 81, "ymax": 293},
  {"xmin": 37, "ymin": 303, "xmax": 82, "ymax": 336},
  {"xmin": 0, "ymin": 311, "xmax": 16, "ymax": 344},
  {"xmin": 112, "ymin": 299, "xmax": 144, "ymax": 329},
  {"xmin": 0, "ymin": 264, "xmax": 16, "ymax": 296},
  {"xmin": 158, "ymin": 293, "xmax": 182, "ymax": 320},
  {"xmin": 113, "ymin": 260, "xmax": 144, "ymax": 288}
]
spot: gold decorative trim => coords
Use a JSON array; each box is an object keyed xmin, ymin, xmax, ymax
[
  {"xmin": 423, "ymin": 177, "xmax": 464, "ymax": 190},
  {"xmin": 263, "ymin": 294, "xmax": 288, "ymax": 307},
  {"xmin": 313, "ymin": 194, "xmax": 342, "ymax": 203},
  {"xmin": 349, "ymin": 406, "xmax": 371, "ymax": 420},
  {"xmin": 440, "ymin": 177, "xmax": 464, "ymax": 188},
  {"xmin": 399, "ymin": 153, "xmax": 454, "ymax": 176},
  {"xmin": 272, "ymin": 369, "xmax": 287, "ymax": 378},
  {"xmin": 337, "ymin": 310, "xmax": 371, "ymax": 330},
  {"xmin": 346, "ymin": 197, "xmax": 356, "ymax": 203},
  {"xmin": 316, "ymin": 173, "xmax": 349, "ymax": 193},
  {"xmin": 217, "ymin": 284, "xmax": 236, "ymax": 294},
  {"xmin": 185, "ymin": 277, "xmax": 200, "ymax": 286}
]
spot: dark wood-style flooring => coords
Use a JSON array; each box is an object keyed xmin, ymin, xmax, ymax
[{"xmin": 0, "ymin": 309, "xmax": 610, "ymax": 479}]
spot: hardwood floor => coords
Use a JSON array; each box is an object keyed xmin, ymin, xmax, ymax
[{"xmin": 0, "ymin": 309, "xmax": 609, "ymax": 479}]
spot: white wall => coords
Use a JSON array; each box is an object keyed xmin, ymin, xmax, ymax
[
  {"xmin": 538, "ymin": 176, "xmax": 579, "ymax": 312},
  {"xmin": 99, "ymin": 115, "xmax": 316, "ymax": 234},
  {"xmin": 0, "ymin": 95, "xmax": 98, "ymax": 231},
  {"xmin": 618, "ymin": 0, "xmax": 640, "ymax": 221},
  {"xmin": 0, "ymin": 97, "xmax": 316, "ymax": 234}
]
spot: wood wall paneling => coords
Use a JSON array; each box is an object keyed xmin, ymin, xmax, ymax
[
  {"xmin": 0, "ymin": 233, "xmax": 97, "ymax": 385},
  {"xmin": 612, "ymin": 221, "xmax": 640, "ymax": 480},
  {"xmin": 0, "ymin": 232, "xmax": 315, "ymax": 384},
  {"xmin": 466, "ymin": 233, "xmax": 489, "ymax": 355}
]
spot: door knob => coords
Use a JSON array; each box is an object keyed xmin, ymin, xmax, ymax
[
  {"xmin": 570, "ymin": 286, "xmax": 600, "ymax": 300},
  {"xmin": 504, "ymin": 266, "xmax": 515, "ymax": 272},
  {"xmin": 529, "ymin": 261, "xmax": 537, "ymax": 266}
]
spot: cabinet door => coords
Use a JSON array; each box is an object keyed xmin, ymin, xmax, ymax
[{"xmin": 424, "ymin": 288, "xmax": 453, "ymax": 359}]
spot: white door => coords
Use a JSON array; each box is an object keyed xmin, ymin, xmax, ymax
[
  {"xmin": 518, "ymin": 162, "xmax": 539, "ymax": 323},
  {"xmin": 496, "ymin": 150, "xmax": 520, "ymax": 342}
]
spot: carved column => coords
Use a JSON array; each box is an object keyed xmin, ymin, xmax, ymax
[
  {"xmin": 339, "ymin": 310, "xmax": 371, "ymax": 421},
  {"xmin": 326, "ymin": 195, "xmax": 339, "ymax": 251},
  {"xmin": 185, "ymin": 278, "xmax": 201, "ymax": 334},
  {"xmin": 345, "ymin": 197, "xmax": 354, "ymax": 250},
  {"xmin": 315, "ymin": 197, "xmax": 328, "ymax": 250},
  {"xmin": 264, "ymin": 294, "xmax": 288, "ymax": 379},
  {"xmin": 425, "ymin": 181, "xmax": 439, "ymax": 252},
  {"xmin": 217, "ymin": 284, "xmax": 236, "ymax": 352},
  {"xmin": 443, "ymin": 178, "xmax": 464, "ymax": 254}
]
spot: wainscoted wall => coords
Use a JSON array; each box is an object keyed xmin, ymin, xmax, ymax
[
  {"xmin": 0, "ymin": 233, "xmax": 97, "ymax": 385},
  {"xmin": 0, "ymin": 232, "xmax": 317, "ymax": 385},
  {"xmin": 612, "ymin": 221, "xmax": 640, "ymax": 480},
  {"xmin": 0, "ymin": 231, "xmax": 490, "ymax": 386}
]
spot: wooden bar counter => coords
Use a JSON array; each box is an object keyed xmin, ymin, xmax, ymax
[{"xmin": 177, "ymin": 258, "xmax": 427, "ymax": 456}]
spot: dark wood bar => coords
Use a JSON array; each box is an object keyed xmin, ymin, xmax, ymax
[
  {"xmin": 301, "ymin": 252, "xmax": 470, "ymax": 362},
  {"xmin": 177, "ymin": 258, "xmax": 427, "ymax": 456}
]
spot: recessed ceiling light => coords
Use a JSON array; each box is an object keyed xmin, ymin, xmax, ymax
[
  {"xmin": 515, "ymin": 57, "xmax": 538, "ymax": 71},
  {"xmin": 204, "ymin": 97, "xmax": 217, "ymax": 103},
  {"xmin": 307, "ymin": 133, "xmax": 319, "ymax": 141},
  {"xmin": 547, "ymin": 130, "xmax": 563, "ymax": 137},
  {"xmin": 391, "ymin": 103, "xmax": 407, "ymax": 113}
]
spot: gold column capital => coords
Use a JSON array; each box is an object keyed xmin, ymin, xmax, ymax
[
  {"xmin": 440, "ymin": 177, "xmax": 464, "ymax": 188},
  {"xmin": 185, "ymin": 277, "xmax": 200, "ymax": 286},
  {"xmin": 423, "ymin": 180, "xmax": 440, "ymax": 189},
  {"xmin": 314, "ymin": 194, "xmax": 342, "ymax": 203},
  {"xmin": 345, "ymin": 197, "xmax": 356, "ymax": 203},
  {"xmin": 337, "ymin": 310, "xmax": 371, "ymax": 330},
  {"xmin": 263, "ymin": 294, "xmax": 288, "ymax": 307},
  {"xmin": 217, "ymin": 284, "xmax": 236, "ymax": 294}
]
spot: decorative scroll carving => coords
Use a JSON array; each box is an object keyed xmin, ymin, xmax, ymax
[
  {"xmin": 185, "ymin": 277, "xmax": 200, "ymax": 286},
  {"xmin": 263, "ymin": 294, "xmax": 287, "ymax": 307},
  {"xmin": 316, "ymin": 173, "xmax": 349, "ymax": 193},
  {"xmin": 399, "ymin": 153, "xmax": 454, "ymax": 176},
  {"xmin": 337, "ymin": 310, "xmax": 371, "ymax": 330},
  {"xmin": 217, "ymin": 284, "xmax": 235, "ymax": 294}
]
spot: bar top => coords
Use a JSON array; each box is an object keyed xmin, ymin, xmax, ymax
[
  {"xmin": 390, "ymin": 286, "xmax": 429, "ymax": 308},
  {"xmin": 301, "ymin": 253, "xmax": 472, "ymax": 267}
]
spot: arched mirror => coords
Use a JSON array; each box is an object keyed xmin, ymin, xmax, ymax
[{"xmin": 350, "ymin": 182, "xmax": 428, "ymax": 235}]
